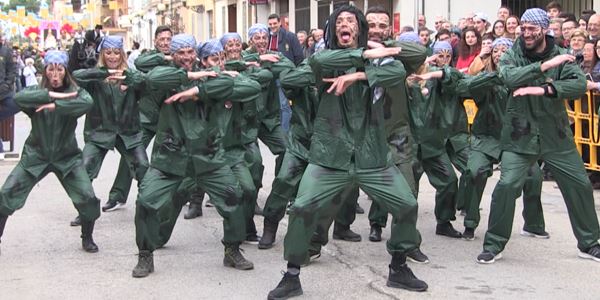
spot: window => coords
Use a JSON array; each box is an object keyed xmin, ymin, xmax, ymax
[
  {"xmin": 295, "ymin": 0, "xmax": 310, "ymax": 32},
  {"xmin": 208, "ymin": 10, "xmax": 214, "ymax": 38}
]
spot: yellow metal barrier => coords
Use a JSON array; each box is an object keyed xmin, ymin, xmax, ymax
[
  {"xmin": 464, "ymin": 99, "xmax": 478, "ymax": 125},
  {"xmin": 565, "ymin": 91, "xmax": 600, "ymax": 171}
]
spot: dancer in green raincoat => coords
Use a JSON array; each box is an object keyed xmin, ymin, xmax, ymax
[
  {"xmin": 0, "ymin": 50, "xmax": 100, "ymax": 254},
  {"xmin": 70, "ymin": 36, "xmax": 149, "ymax": 226},
  {"xmin": 131, "ymin": 34, "xmax": 259, "ymax": 278},
  {"xmin": 268, "ymin": 6, "xmax": 428, "ymax": 299},
  {"xmin": 477, "ymin": 9, "xmax": 600, "ymax": 264}
]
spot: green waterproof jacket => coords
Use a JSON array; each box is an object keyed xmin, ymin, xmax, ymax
[
  {"xmin": 224, "ymin": 60, "xmax": 274, "ymax": 146},
  {"xmin": 498, "ymin": 38, "xmax": 586, "ymax": 155},
  {"xmin": 73, "ymin": 68, "xmax": 146, "ymax": 150},
  {"xmin": 241, "ymin": 49, "xmax": 295, "ymax": 131},
  {"xmin": 307, "ymin": 48, "xmax": 406, "ymax": 170},
  {"xmin": 279, "ymin": 59, "xmax": 319, "ymax": 160},
  {"xmin": 14, "ymin": 85, "xmax": 93, "ymax": 177},
  {"xmin": 438, "ymin": 67, "xmax": 470, "ymax": 152},
  {"xmin": 134, "ymin": 49, "xmax": 175, "ymax": 132},
  {"xmin": 145, "ymin": 66, "xmax": 258, "ymax": 176},
  {"xmin": 408, "ymin": 66, "xmax": 463, "ymax": 159},
  {"xmin": 212, "ymin": 62, "xmax": 264, "ymax": 165},
  {"xmin": 381, "ymin": 40, "xmax": 428, "ymax": 164},
  {"xmin": 134, "ymin": 49, "xmax": 172, "ymax": 73},
  {"xmin": 455, "ymin": 72, "xmax": 509, "ymax": 159}
]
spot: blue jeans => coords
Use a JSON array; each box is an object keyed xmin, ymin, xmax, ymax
[
  {"xmin": 0, "ymin": 96, "xmax": 19, "ymax": 153},
  {"xmin": 276, "ymin": 80, "xmax": 291, "ymax": 133}
]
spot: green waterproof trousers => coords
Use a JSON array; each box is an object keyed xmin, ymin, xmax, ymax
[
  {"xmin": 247, "ymin": 124, "xmax": 286, "ymax": 191},
  {"xmin": 483, "ymin": 149, "xmax": 600, "ymax": 254},
  {"xmin": 463, "ymin": 150, "xmax": 545, "ymax": 232},
  {"xmin": 107, "ymin": 127, "xmax": 154, "ymax": 203},
  {"xmin": 365, "ymin": 159, "xmax": 419, "ymax": 228},
  {"xmin": 446, "ymin": 140, "xmax": 470, "ymax": 211},
  {"xmin": 180, "ymin": 161, "xmax": 258, "ymax": 237},
  {"xmin": 283, "ymin": 163, "xmax": 420, "ymax": 266},
  {"xmin": 262, "ymin": 151, "xmax": 307, "ymax": 224},
  {"xmin": 82, "ymin": 136, "xmax": 149, "ymax": 184},
  {"xmin": 415, "ymin": 149, "xmax": 459, "ymax": 224},
  {"xmin": 0, "ymin": 164, "xmax": 100, "ymax": 222},
  {"xmin": 135, "ymin": 166, "xmax": 246, "ymax": 252}
]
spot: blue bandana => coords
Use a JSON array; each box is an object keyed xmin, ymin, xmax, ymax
[
  {"xmin": 521, "ymin": 8, "xmax": 550, "ymax": 29},
  {"xmin": 492, "ymin": 37, "xmax": 514, "ymax": 49},
  {"xmin": 99, "ymin": 36, "xmax": 123, "ymax": 50},
  {"xmin": 44, "ymin": 50, "xmax": 69, "ymax": 67},
  {"xmin": 197, "ymin": 39, "xmax": 223, "ymax": 60},
  {"xmin": 170, "ymin": 34, "xmax": 197, "ymax": 53},
  {"xmin": 248, "ymin": 24, "xmax": 268, "ymax": 39},
  {"xmin": 432, "ymin": 41, "xmax": 453, "ymax": 54},
  {"xmin": 220, "ymin": 32, "xmax": 242, "ymax": 46},
  {"xmin": 398, "ymin": 32, "xmax": 421, "ymax": 44}
]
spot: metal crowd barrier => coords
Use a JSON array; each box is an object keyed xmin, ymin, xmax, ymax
[{"xmin": 565, "ymin": 91, "xmax": 600, "ymax": 171}]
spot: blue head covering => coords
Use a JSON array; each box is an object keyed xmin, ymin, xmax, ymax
[
  {"xmin": 248, "ymin": 23, "xmax": 268, "ymax": 39},
  {"xmin": 197, "ymin": 39, "xmax": 223, "ymax": 60},
  {"xmin": 432, "ymin": 41, "xmax": 453, "ymax": 54},
  {"xmin": 521, "ymin": 8, "xmax": 550, "ymax": 29},
  {"xmin": 99, "ymin": 35, "xmax": 123, "ymax": 50},
  {"xmin": 398, "ymin": 32, "xmax": 421, "ymax": 44},
  {"xmin": 492, "ymin": 37, "xmax": 514, "ymax": 49},
  {"xmin": 44, "ymin": 50, "xmax": 69, "ymax": 67},
  {"xmin": 220, "ymin": 32, "xmax": 242, "ymax": 46},
  {"xmin": 170, "ymin": 34, "xmax": 197, "ymax": 53}
]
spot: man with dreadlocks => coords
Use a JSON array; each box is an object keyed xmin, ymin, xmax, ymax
[{"xmin": 267, "ymin": 6, "xmax": 428, "ymax": 299}]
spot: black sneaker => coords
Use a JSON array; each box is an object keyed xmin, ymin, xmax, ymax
[
  {"xmin": 268, "ymin": 272, "xmax": 303, "ymax": 300},
  {"xmin": 332, "ymin": 224, "xmax": 362, "ymax": 242},
  {"xmin": 102, "ymin": 201, "xmax": 125, "ymax": 212},
  {"xmin": 578, "ymin": 245, "xmax": 600, "ymax": 262},
  {"xmin": 254, "ymin": 203, "xmax": 264, "ymax": 216},
  {"xmin": 259, "ymin": 220, "xmax": 279, "ymax": 249},
  {"xmin": 520, "ymin": 229, "xmax": 550, "ymax": 239},
  {"xmin": 407, "ymin": 248, "xmax": 430, "ymax": 264},
  {"xmin": 386, "ymin": 264, "xmax": 428, "ymax": 292},
  {"xmin": 435, "ymin": 222, "xmax": 462, "ymax": 238},
  {"xmin": 184, "ymin": 203, "xmax": 203, "ymax": 219},
  {"xmin": 70, "ymin": 216, "xmax": 81, "ymax": 227},
  {"xmin": 355, "ymin": 202, "xmax": 365, "ymax": 214},
  {"xmin": 476, "ymin": 250, "xmax": 502, "ymax": 264},
  {"xmin": 463, "ymin": 228, "xmax": 475, "ymax": 241},
  {"xmin": 245, "ymin": 234, "xmax": 261, "ymax": 245},
  {"xmin": 369, "ymin": 225, "xmax": 382, "ymax": 242},
  {"xmin": 301, "ymin": 249, "xmax": 321, "ymax": 267}
]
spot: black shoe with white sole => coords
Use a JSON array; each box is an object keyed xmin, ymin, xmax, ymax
[
  {"xmin": 407, "ymin": 248, "xmax": 430, "ymax": 264},
  {"xmin": 463, "ymin": 228, "xmax": 475, "ymax": 241},
  {"xmin": 476, "ymin": 251, "xmax": 502, "ymax": 264},
  {"xmin": 578, "ymin": 245, "xmax": 600, "ymax": 262},
  {"xmin": 520, "ymin": 229, "xmax": 550, "ymax": 239}
]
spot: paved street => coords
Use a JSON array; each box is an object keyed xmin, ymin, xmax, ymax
[{"xmin": 1, "ymin": 112, "xmax": 600, "ymax": 300}]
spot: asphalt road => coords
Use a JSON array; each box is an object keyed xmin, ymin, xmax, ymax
[{"xmin": 1, "ymin": 112, "xmax": 599, "ymax": 300}]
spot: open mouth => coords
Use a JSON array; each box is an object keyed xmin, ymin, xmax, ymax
[{"xmin": 340, "ymin": 30, "xmax": 352, "ymax": 43}]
